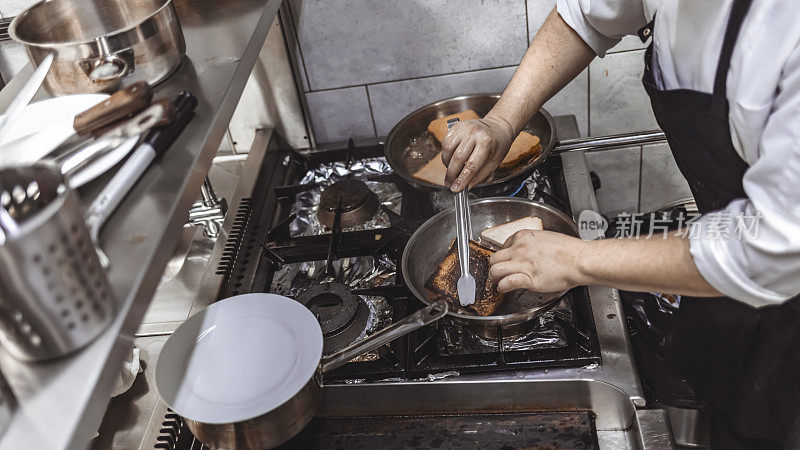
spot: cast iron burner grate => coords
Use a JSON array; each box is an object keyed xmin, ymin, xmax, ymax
[{"xmin": 234, "ymin": 138, "xmax": 601, "ymax": 382}]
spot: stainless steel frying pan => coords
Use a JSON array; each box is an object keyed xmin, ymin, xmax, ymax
[
  {"xmin": 384, "ymin": 94, "xmax": 557, "ymax": 196},
  {"xmin": 402, "ymin": 197, "xmax": 580, "ymax": 338}
]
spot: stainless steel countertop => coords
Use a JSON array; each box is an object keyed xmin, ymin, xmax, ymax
[{"xmin": 0, "ymin": 1, "xmax": 283, "ymax": 448}]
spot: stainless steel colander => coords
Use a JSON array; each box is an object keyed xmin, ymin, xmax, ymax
[{"xmin": 0, "ymin": 163, "xmax": 116, "ymax": 361}]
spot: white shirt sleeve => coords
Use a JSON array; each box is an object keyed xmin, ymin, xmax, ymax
[
  {"xmin": 556, "ymin": 0, "xmax": 649, "ymax": 57},
  {"xmin": 689, "ymin": 43, "xmax": 800, "ymax": 308}
]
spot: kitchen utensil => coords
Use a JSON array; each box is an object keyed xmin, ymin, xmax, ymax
[
  {"xmin": 0, "ymin": 163, "xmax": 116, "ymax": 361},
  {"xmin": 57, "ymin": 98, "xmax": 177, "ymax": 179},
  {"xmin": 384, "ymin": 94, "xmax": 557, "ymax": 196},
  {"xmin": 0, "ymin": 93, "xmax": 107, "ymax": 148},
  {"xmin": 156, "ymin": 293, "xmax": 448, "ymax": 449},
  {"xmin": 42, "ymin": 82, "xmax": 155, "ymax": 161},
  {"xmin": 446, "ymin": 117, "xmax": 477, "ymax": 306},
  {"xmin": 402, "ymin": 197, "xmax": 580, "ymax": 339},
  {"xmin": 85, "ymin": 92, "xmax": 197, "ymax": 267},
  {"xmin": 72, "ymin": 81, "xmax": 153, "ymax": 135},
  {"xmin": 455, "ymin": 190, "xmax": 476, "ymax": 306},
  {"xmin": 9, "ymin": 0, "xmax": 185, "ymax": 95},
  {"xmin": 0, "ymin": 52, "xmax": 52, "ymax": 144}
]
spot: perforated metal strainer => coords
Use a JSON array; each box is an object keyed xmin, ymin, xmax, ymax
[{"xmin": 0, "ymin": 163, "xmax": 116, "ymax": 361}]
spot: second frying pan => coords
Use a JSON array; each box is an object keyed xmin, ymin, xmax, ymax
[{"xmin": 402, "ymin": 197, "xmax": 580, "ymax": 339}]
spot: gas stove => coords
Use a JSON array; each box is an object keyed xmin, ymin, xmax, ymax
[{"xmin": 139, "ymin": 117, "xmax": 673, "ymax": 449}]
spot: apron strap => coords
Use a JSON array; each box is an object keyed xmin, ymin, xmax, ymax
[{"xmin": 712, "ymin": 0, "xmax": 755, "ymax": 118}]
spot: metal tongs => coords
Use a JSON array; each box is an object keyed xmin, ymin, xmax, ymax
[{"xmin": 447, "ymin": 118, "xmax": 476, "ymax": 306}]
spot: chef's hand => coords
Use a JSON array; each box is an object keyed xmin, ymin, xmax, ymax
[
  {"xmin": 489, "ymin": 230, "xmax": 586, "ymax": 293},
  {"xmin": 440, "ymin": 115, "xmax": 515, "ymax": 192}
]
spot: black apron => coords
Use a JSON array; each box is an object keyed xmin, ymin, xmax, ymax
[{"xmin": 641, "ymin": 0, "xmax": 800, "ymax": 447}]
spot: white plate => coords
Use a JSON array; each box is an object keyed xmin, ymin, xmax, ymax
[
  {"xmin": 0, "ymin": 94, "xmax": 108, "ymax": 145},
  {"xmin": 155, "ymin": 294, "xmax": 324, "ymax": 425}
]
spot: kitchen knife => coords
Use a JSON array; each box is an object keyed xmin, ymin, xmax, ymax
[
  {"xmin": 58, "ymin": 98, "xmax": 177, "ymax": 178},
  {"xmin": 73, "ymin": 81, "xmax": 153, "ymax": 135},
  {"xmin": 84, "ymin": 91, "xmax": 197, "ymax": 267}
]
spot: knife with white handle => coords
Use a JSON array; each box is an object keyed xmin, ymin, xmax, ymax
[{"xmin": 0, "ymin": 53, "xmax": 53, "ymax": 144}]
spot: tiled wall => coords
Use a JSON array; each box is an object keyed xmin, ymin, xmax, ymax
[
  {"xmin": 288, "ymin": 0, "xmax": 658, "ymax": 143},
  {"xmin": 285, "ymin": 0, "xmax": 684, "ymax": 215},
  {"xmin": 0, "ymin": 0, "xmax": 690, "ymax": 215}
]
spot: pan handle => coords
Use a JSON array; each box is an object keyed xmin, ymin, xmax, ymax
[{"xmin": 320, "ymin": 300, "xmax": 449, "ymax": 374}]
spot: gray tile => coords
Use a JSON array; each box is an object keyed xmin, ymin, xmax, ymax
[
  {"xmin": 305, "ymin": 86, "xmax": 375, "ymax": 144},
  {"xmin": 281, "ymin": 4, "xmax": 311, "ymax": 92},
  {"xmin": 585, "ymin": 146, "xmax": 641, "ymax": 216},
  {"xmin": 589, "ymin": 50, "xmax": 658, "ymax": 135},
  {"xmin": 527, "ymin": 0, "xmax": 556, "ymax": 39},
  {"xmin": 368, "ymin": 66, "xmax": 516, "ymax": 137},
  {"xmin": 369, "ymin": 65, "xmax": 588, "ymax": 137},
  {"xmin": 291, "ymin": 0, "xmax": 528, "ymax": 90},
  {"xmin": 543, "ymin": 68, "xmax": 589, "ymax": 136},
  {"xmin": 640, "ymin": 143, "xmax": 694, "ymax": 212}
]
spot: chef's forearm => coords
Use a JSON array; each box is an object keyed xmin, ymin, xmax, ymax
[
  {"xmin": 574, "ymin": 235, "xmax": 724, "ymax": 297},
  {"xmin": 486, "ymin": 7, "xmax": 596, "ymax": 134}
]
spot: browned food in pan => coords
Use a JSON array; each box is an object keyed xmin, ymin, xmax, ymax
[{"xmin": 425, "ymin": 239, "xmax": 506, "ymax": 316}]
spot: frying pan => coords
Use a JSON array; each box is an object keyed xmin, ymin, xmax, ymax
[
  {"xmin": 384, "ymin": 94, "xmax": 557, "ymax": 196},
  {"xmin": 156, "ymin": 293, "xmax": 448, "ymax": 449},
  {"xmin": 402, "ymin": 197, "xmax": 580, "ymax": 338}
]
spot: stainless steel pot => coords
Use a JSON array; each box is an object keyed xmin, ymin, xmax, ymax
[
  {"xmin": 384, "ymin": 94, "xmax": 557, "ymax": 196},
  {"xmin": 156, "ymin": 294, "xmax": 448, "ymax": 449},
  {"xmin": 9, "ymin": 0, "xmax": 185, "ymax": 95},
  {"xmin": 402, "ymin": 197, "xmax": 580, "ymax": 338}
]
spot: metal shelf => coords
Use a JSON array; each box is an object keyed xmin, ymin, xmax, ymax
[{"xmin": 0, "ymin": 1, "xmax": 283, "ymax": 448}]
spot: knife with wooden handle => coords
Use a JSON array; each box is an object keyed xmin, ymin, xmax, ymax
[{"xmin": 73, "ymin": 81, "xmax": 153, "ymax": 135}]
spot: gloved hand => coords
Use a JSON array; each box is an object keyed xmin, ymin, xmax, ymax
[{"xmin": 440, "ymin": 115, "xmax": 515, "ymax": 192}]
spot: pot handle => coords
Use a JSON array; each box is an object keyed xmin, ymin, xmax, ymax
[
  {"xmin": 320, "ymin": 300, "xmax": 448, "ymax": 374},
  {"xmin": 88, "ymin": 55, "xmax": 129, "ymax": 83},
  {"xmin": 82, "ymin": 38, "xmax": 134, "ymax": 83}
]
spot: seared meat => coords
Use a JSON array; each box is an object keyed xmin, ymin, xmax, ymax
[{"xmin": 425, "ymin": 239, "xmax": 505, "ymax": 316}]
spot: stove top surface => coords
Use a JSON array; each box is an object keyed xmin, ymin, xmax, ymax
[{"xmin": 219, "ymin": 139, "xmax": 600, "ymax": 383}]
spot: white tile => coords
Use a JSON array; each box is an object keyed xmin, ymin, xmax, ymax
[
  {"xmin": 589, "ymin": 49, "xmax": 658, "ymax": 135},
  {"xmin": 228, "ymin": 17, "xmax": 309, "ymax": 151},
  {"xmin": 290, "ymin": 0, "xmax": 528, "ymax": 90},
  {"xmin": 0, "ymin": 0, "xmax": 35, "ymax": 17},
  {"xmin": 0, "ymin": 42, "xmax": 29, "ymax": 82},
  {"xmin": 640, "ymin": 143, "xmax": 694, "ymax": 212},
  {"xmin": 586, "ymin": 146, "xmax": 641, "ymax": 216},
  {"xmin": 368, "ymin": 67, "xmax": 516, "ymax": 137},
  {"xmin": 305, "ymin": 86, "xmax": 375, "ymax": 144},
  {"xmin": 543, "ymin": 68, "xmax": 589, "ymax": 136}
]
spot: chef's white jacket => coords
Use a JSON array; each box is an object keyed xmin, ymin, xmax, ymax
[{"xmin": 557, "ymin": 0, "xmax": 800, "ymax": 307}]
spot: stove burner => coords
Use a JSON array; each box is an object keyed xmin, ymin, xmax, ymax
[
  {"xmin": 317, "ymin": 179, "xmax": 380, "ymax": 228},
  {"xmin": 297, "ymin": 282, "xmax": 370, "ymax": 354}
]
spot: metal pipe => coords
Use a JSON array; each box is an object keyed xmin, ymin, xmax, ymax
[{"xmin": 555, "ymin": 130, "xmax": 666, "ymax": 153}]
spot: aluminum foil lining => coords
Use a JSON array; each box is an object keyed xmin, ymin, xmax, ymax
[
  {"xmin": 271, "ymin": 154, "xmax": 570, "ymax": 361},
  {"xmin": 427, "ymin": 168, "xmax": 553, "ymax": 213},
  {"xmin": 289, "ymin": 158, "xmax": 401, "ymax": 237},
  {"xmin": 438, "ymin": 300, "xmax": 572, "ymax": 354}
]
